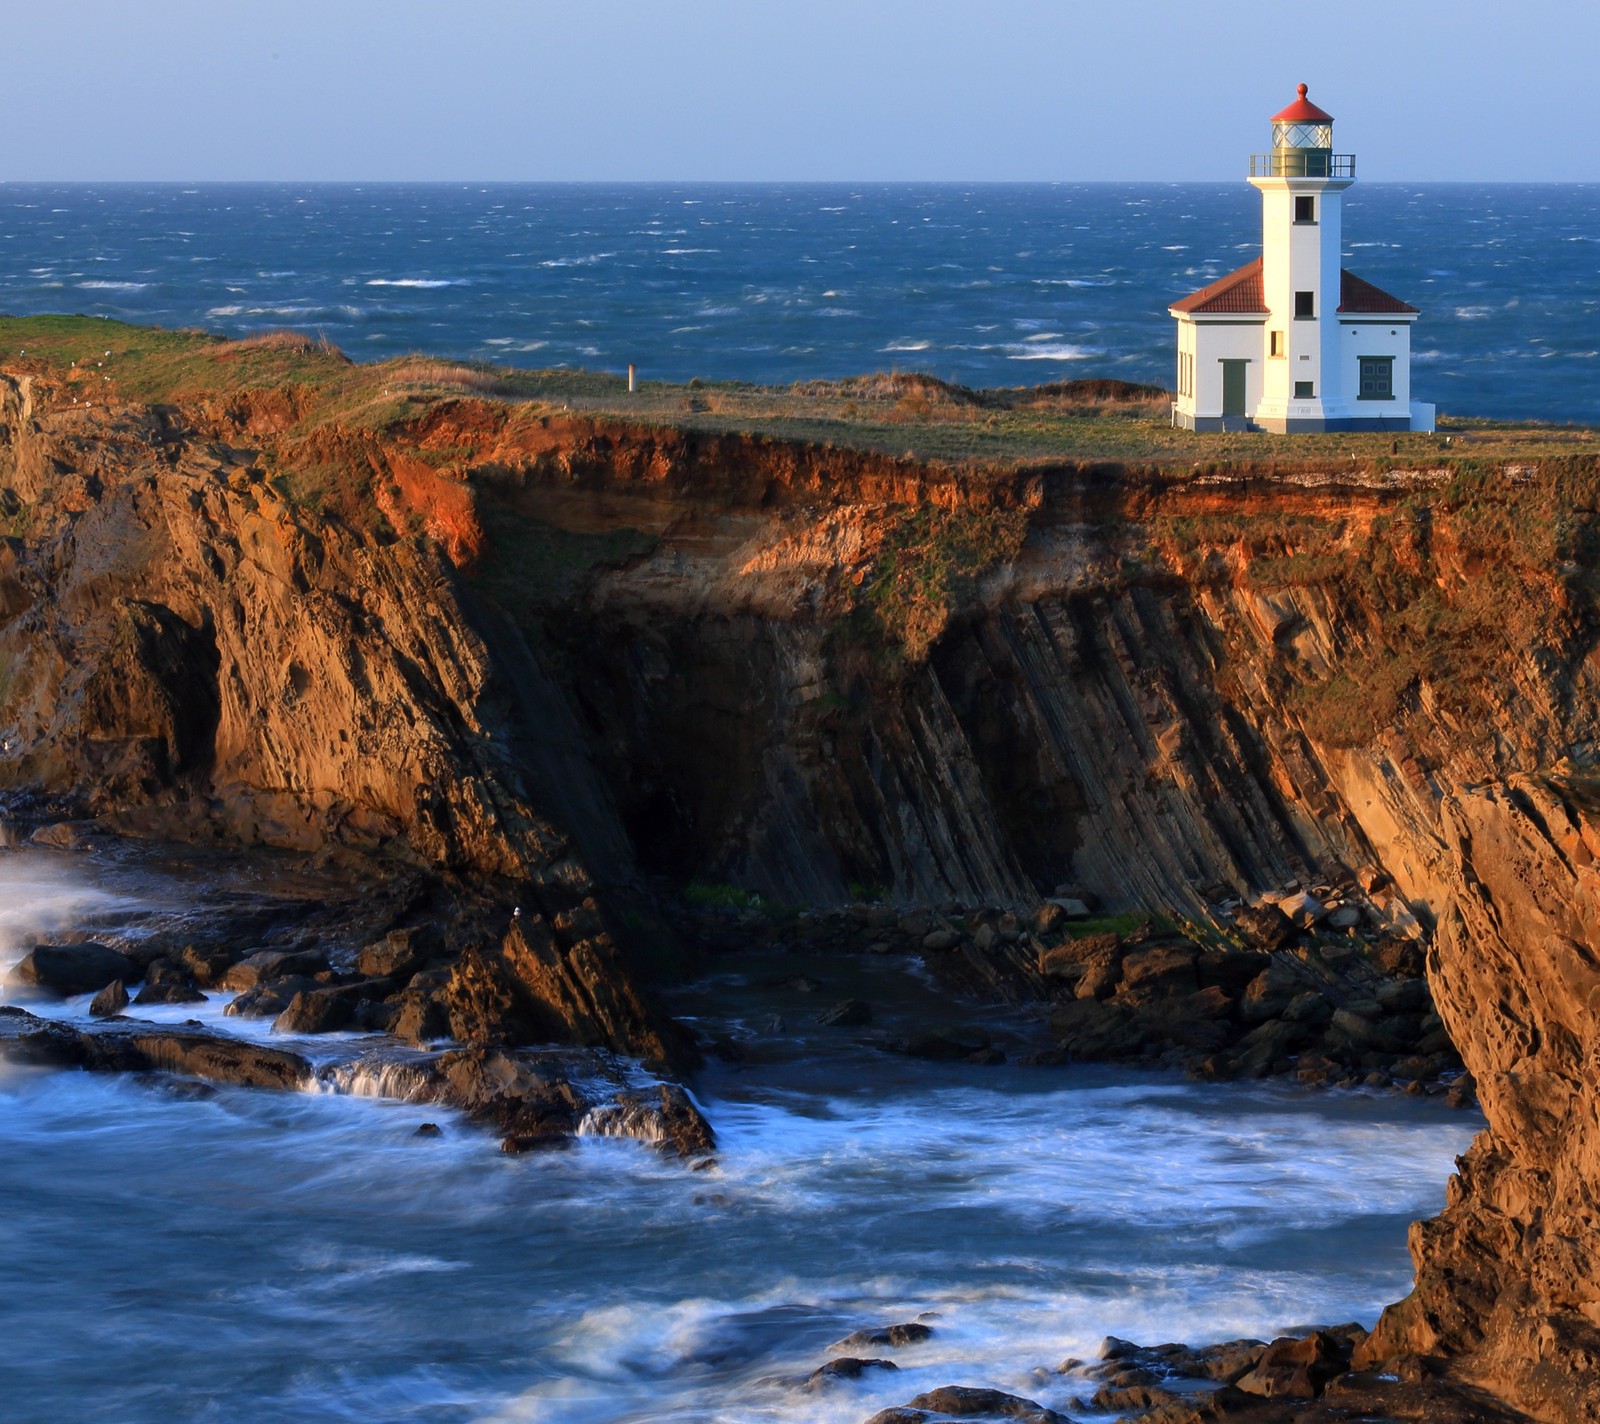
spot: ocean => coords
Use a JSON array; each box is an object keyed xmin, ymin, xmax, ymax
[{"xmin": 1, "ymin": 181, "xmax": 1596, "ymax": 423}]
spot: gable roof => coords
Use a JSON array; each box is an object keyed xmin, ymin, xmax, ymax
[
  {"xmin": 1170, "ymin": 257, "xmax": 1266, "ymax": 315},
  {"xmin": 1338, "ymin": 269, "xmax": 1418, "ymax": 314}
]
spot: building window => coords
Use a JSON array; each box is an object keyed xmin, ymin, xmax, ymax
[
  {"xmin": 1294, "ymin": 195, "xmax": 1315, "ymax": 223},
  {"xmin": 1359, "ymin": 356, "xmax": 1394, "ymax": 400},
  {"xmin": 1294, "ymin": 380, "xmax": 1315, "ymax": 399},
  {"xmin": 1269, "ymin": 330, "xmax": 1284, "ymax": 357},
  {"xmin": 1294, "ymin": 291, "xmax": 1315, "ymax": 319}
]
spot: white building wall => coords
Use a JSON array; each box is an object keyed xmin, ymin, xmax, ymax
[
  {"xmin": 1336, "ymin": 319, "xmax": 1415, "ymax": 422},
  {"xmin": 1188, "ymin": 319, "xmax": 1266, "ymax": 417}
]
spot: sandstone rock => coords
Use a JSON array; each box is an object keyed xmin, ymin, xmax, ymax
[
  {"xmin": 389, "ymin": 989, "xmax": 450, "ymax": 1044},
  {"xmin": 437, "ymin": 917, "xmax": 687, "ymax": 1068},
  {"xmin": 922, "ymin": 929, "xmax": 960, "ymax": 951},
  {"xmin": 177, "ymin": 944, "xmax": 241, "ymax": 987},
  {"xmin": 1276, "ymin": 890, "xmax": 1328, "ymax": 928},
  {"xmin": 1118, "ymin": 944, "xmax": 1198, "ymax": 993},
  {"xmin": 1234, "ymin": 1329, "xmax": 1352, "ymax": 1399},
  {"xmin": 1073, "ymin": 947, "xmax": 1124, "ymax": 1001},
  {"xmin": 897, "ymin": 908, "xmax": 933, "ymax": 938},
  {"xmin": 224, "ymin": 975, "xmax": 319, "ymax": 1018},
  {"xmin": 11, "ymin": 943, "xmax": 138, "ymax": 996},
  {"xmin": 1281, "ymin": 989, "xmax": 1333, "ymax": 1026},
  {"xmin": 1232, "ymin": 903, "xmax": 1296, "ymax": 952},
  {"xmin": 1051, "ymin": 999, "xmax": 1146, "ymax": 1058},
  {"xmin": 356, "ymin": 929, "xmax": 428, "ymax": 981},
  {"xmin": 1195, "ymin": 949, "xmax": 1271, "ymax": 994},
  {"xmin": 1047, "ymin": 897, "xmax": 1091, "ymax": 920},
  {"xmin": 220, "ymin": 948, "xmax": 330, "ymax": 992},
  {"xmin": 28, "ymin": 822, "xmax": 89, "ymax": 850},
  {"xmin": 89, "ymin": 980, "xmax": 129, "ymax": 1018},
  {"xmin": 1239, "ymin": 962, "xmax": 1301, "ymax": 1022},
  {"xmin": 972, "ymin": 923, "xmax": 999, "ymax": 952},
  {"xmin": 272, "ymin": 988, "xmax": 353, "ymax": 1035},
  {"xmin": 1327, "ymin": 904, "xmax": 1363, "ymax": 929}
]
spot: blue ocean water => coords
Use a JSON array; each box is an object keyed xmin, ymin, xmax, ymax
[{"xmin": 1, "ymin": 182, "xmax": 1596, "ymax": 422}]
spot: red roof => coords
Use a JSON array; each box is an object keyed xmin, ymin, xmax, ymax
[
  {"xmin": 1170, "ymin": 257, "xmax": 1266, "ymax": 315},
  {"xmin": 1272, "ymin": 83, "xmax": 1334, "ymax": 124},
  {"xmin": 1338, "ymin": 269, "xmax": 1417, "ymax": 314}
]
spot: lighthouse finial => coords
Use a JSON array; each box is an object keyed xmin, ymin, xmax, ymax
[{"xmin": 1297, "ymin": 83, "xmax": 1308, "ymax": 99}]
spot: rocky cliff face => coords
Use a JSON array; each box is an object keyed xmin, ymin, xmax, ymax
[{"xmin": 6, "ymin": 369, "xmax": 1600, "ymax": 1417}]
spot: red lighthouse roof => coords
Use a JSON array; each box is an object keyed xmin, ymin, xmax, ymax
[{"xmin": 1272, "ymin": 83, "xmax": 1334, "ymax": 124}]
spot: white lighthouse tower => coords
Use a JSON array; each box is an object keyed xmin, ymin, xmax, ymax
[{"xmin": 1170, "ymin": 84, "xmax": 1433, "ymax": 433}]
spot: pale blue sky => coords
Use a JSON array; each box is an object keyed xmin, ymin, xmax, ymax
[{"xmin": 7, "ymin": 0, "xmax": 1594, "ymax": 182}]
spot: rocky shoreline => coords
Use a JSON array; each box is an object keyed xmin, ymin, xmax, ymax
[{"xmin": 680, "ymin": 882, "xmax": 1471, "ymax": 1105}]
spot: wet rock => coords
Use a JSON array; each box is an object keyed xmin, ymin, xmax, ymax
[
  {"xmin": 1, "ymin": 1016, "xmax": 314, "ymax": 1091},
  {"xmin": 132, "ymin": 979, "xmax": 206, "ymax": 1005},
  {"xmin": 905, "ymin": 1386, "xmax": 1070, "ymax": 1423},
  {"xmin": 898, "ymin": 1029, "xmax": 991, "ymax": 1061},
  {"xmin": 1072, "ymin": 947, "xmax": 1125, "ymax": 1000},
  {"xmin": 1234, "ymin": 1329, "xmax": 1353, "ymax": 1399},
  {"xmin": 581, "ymin": 1083, "xmax": 717, "ymax": 1156},
  {"xmin": 220, "ymin": 948, "xmax": 330, "ymax": 991},
  {"xmin": 818, "ymin": 998, "xmax": 873, "ymax": 1027},
  {"xmin": 437, "ymin": 916, "xmax": 688, "ymax": 1069},
  {"xmin": 177, "ymin": 944, "xmax": 241, "ymax": 988},
  {"xmin": 1281, "ymin": 989, "xmax": 1332, "ymax": 1026},
  {"xmin": 832, "ymin": 1322, "xmax": 934, "ymax": 1351},
  {"xmin": 28, "ymin": 821, "xmax": 89, "ymax": 850},
  {"xmin": 806, "ymin": 1356, "xmax": 898, "ymax": 1387},
  {"xmin": 272, "ymin": 988, "xmax": 354, "ymax": 1035},
  {"xmin": 356, "ymin": 928, "xmax": 428, "ymax": 981},
  {"xmin": 89, "ymin": 980, "xmax": 129, "ymax": 1018},
  {"xmin": 224, "ymin": 975, "xmax": 320, "ymax": 1018},
  {"xmin": 388, "ymin": 988, "xmax": 451, "ymax": 1044},
  {"xmin": 12, "ymin": 942, "xmax": 138, "ymax": 996},
  {"xmin": 1050, "ymin": 999, "xmax": 1146, "ymax": 1058},
  {"xmin": 414, "ymin": 1122, "xmax": 442, "ymax": 1138}
]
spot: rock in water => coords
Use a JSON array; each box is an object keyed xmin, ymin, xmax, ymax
[
  {"xmin": 89, "ymin": 980, "xmax": 129, "ymax": 1018},
  {"xmin": 12, "ymin": 943, "xmax": 138, "ymax": 996}
]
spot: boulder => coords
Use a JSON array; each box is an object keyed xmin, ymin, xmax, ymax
[
  {"xmin": 906, "ymin": 1386, "xmax": 1070, "ymax": 1423},
  {"xmin": 922, "ymin": 929, "xmax": 960, "ymax": 952},
  {"xmin": 220, "ymin": 948, "xmax": 330, "ymax": 991},
  {"xmin": 1239, "ymin": 962, "xmax": 1301, "ymax": 1021},
  {"xmin": 832, "ymin": 1323, "xmax": 934, "ymax": 1351},
  {"xmin": 1117, "ymin": 944, "xmax": 1198, "ymax": 993},
  {"xmin": 1327, "ymin": 904, "xmax": 1363, "ymax": 929},
  {"xmin": 224, "ymin": 975, "xmax": 320, "ymax": 1018},
  {"xmin": 89, "ymin": 980, "xmax": 129, "ymax": 1018},
  {"xmin": 12, "ymin": 943, "xmax": 138, "ymax": 996},
  {"xmin": 177, "ymin": 945, "xmax": 241, "ymax": 987},
  {"xmin": 1050, "ymin": 999, "xmax": 1147, "ymax": 1058},
  {"xmin": 356, "ymin": 928, "xmax": 428, "ymax": 982},
  {"xmin": 806, "ymin": 1357, "xmax": 898, "ymax": 1387},
  {"xmin": 1235, "ymin": 1330, "xmax": 1352, "ymax": 1399},
  {"xmin": 272, "ymin": 989, "xmax": 354, "ymax": 1035},
  {"xmin": 1196, "ymin": 948, "xmax": 1271, "ymax": 994},
  {"xmin": 1277, "ymin": 890, "xmax": 1329, "ymax": 928},
  {"xmin": 1046, "ymin": 897, "xmax": 1092, "ymax": 920},
  {"xmin": 1232, "ymin": 903, "xmax": 1296, "ymax": 952},
  {"xmin": 132, "ymin": 979, "xmax": 206, "ymax": 1005},
  {"xmin": 1073, "ymin": 947, "xmax": 1125, "ymax": 1001},
  {"xmin": 389, "ymin": 988, "xmax": 450, "ymax": 1045}
]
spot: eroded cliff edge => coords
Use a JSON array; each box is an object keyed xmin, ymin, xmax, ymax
[{"xmin": 4, "ymin": 346, "xmax": 1600, "ymax": 1418}]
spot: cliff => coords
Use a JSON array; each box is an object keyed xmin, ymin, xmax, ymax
[{"xmin": 4, "ymin": 323, "xmax": 1600, "ymax": 1417}]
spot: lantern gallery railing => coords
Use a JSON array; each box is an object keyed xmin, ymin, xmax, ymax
[{"xmin": 1249, "ymin": 152, "xmax": 1356, "ymax": 178}]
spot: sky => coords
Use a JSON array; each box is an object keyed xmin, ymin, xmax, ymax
[{"xmin": 6, "ymin": 0, "xmax": 1596, "ymax": 183}]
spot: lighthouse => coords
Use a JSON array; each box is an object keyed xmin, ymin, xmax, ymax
[{"xmin": 1169, "ymin": 85, "xmax": 1433, "ymax": 433}]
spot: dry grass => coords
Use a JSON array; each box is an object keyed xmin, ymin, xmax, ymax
[
  {"xmin": 381, "ymin": 358, "xmax": 522, "ymax": 397},
  {"xmin": 218, "ymin": 329, "xmax": 350, "ymax": 362}
]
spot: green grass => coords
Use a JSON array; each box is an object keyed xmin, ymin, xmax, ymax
[
  {"xmin": 682, "ymin": 881, "xmax": 766, "ymax": 912},
  {"xmin": 4, "ymin": 314, "xmax": 1592, "ymax": 477}
]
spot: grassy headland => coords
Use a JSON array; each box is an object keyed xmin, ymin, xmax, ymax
[{"xmin": 1, "ymin": 314, "xmax": 1590, "ymax": 478}]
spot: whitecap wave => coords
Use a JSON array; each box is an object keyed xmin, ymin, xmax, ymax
[
  {"xmin": 365, "ymin": 278, "xmax": 464, "ymax": 289},
  {"xmin": 77, "ymin": 280, "xmax": 147, "ymax": 291}
]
